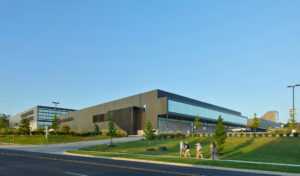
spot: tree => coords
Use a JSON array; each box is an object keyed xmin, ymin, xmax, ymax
[
  {"xmin": 251, "ymin": 113, "xmax": 260, "ymax": 132},
  {"xmin": 143, "ymin": 120, "xmax": 156, "ymax": 145},
  {"xmin": 61, "ymin": 124, "xmax": 70, "ymax": 132},
  {"xmin": 108, "ymin": 115, "xmax": 116, "ymax": 145},
  {"xmin": 0, "ymin": 114, "xmax": 10, "ymax": 128},
  {"xmin": 194, "ymin": 115, "xmax": 201, "ymax": 130},
  {"xmin": 213, "ymin": 115, "xmax": 227, "ymax": 154},
  {"xmin": 18, "ymin": 117, "xmax": 30, "ymax": 135},
  {"xmin": 94, "ymin": 124, "xmax": 100, "ymax": 135},
  {"xmin": 51, "ymin": 115, "xmax": 60, "ymax": 130}
]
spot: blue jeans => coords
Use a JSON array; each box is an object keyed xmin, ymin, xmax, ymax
[{"xmin": 211, "ymin": 152, "xmax": 215, "ymax": 160}]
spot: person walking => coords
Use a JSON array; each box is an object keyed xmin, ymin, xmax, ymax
[
  {"xmin": 210, "ymin": 142, "xmax": 216, "ymax": 160},
  {"xmin": 184, "ymin": 141, "xmax": 191, "ymax": 158},
  {"xmin": 179, "ymin": 141, "xmax": 185, "ymax": 157},
  {"xmin": 195, "ymin": 142, "xmax": 204, "ymax": 159}
]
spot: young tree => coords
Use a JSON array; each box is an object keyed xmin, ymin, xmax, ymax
[
  {"xmin": 289, "ymin": 117, "xmax": 296, "ymax": 131},
  {"xmin": 108, "ymin": 115, "xmax": 116, "ymax": 145},
  {"xmin": 61, "ymin": 124, "xmax": 70, "ymax": 132},
  {"xmin": 251, "ymin": 113, "xmax": 260, "ymax": 132},
  {"xmin": 94, "ymin": 124, "xmax": 100, "ymax": 135},
  {"xmin": 213, "ymin": 115, "xmax": 227, "ymax": 154},
  {"xmin": 51, "ymin": 115, "xmax": 60, "ymax": 130},
  {"xmin": 194, "ymin": 115, "xmax": 201, "ymax": 130},
  {"xmin": 143, "ymin": 120, "xmax": 156, "ymax": 145},
  {"xmin": 18, "ymin": 117, "xmax": 31, "ymax": 135}
]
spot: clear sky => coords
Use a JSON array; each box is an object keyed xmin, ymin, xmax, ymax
[{"xmin": 0, "ymin": 0, "xmax": 299, "ymax": 123}]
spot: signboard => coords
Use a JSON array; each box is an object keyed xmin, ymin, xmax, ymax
[{"xmin": 290, "ymin": 109, "xmax": 296, "ymax": 116}]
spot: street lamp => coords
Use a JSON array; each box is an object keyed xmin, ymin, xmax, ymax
[
  {"xmin": 287, "ymin": 84, "xmax": 300, "ymax": 129},
  {"xmin": 52, "ymin": 101, "xmax": 60, "ymax": 116}
]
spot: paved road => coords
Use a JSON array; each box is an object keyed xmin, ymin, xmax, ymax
[
  {"xmin": 0, "ymin": 148, "xmax": 276, "ymax": 176},
  {"xmin": 0, "ymin": 136, "xmax": 143, "ymax": 154}
]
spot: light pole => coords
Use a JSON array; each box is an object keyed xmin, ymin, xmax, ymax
[
  {"xmin": 52, "ymin": 101, "xmax": 60, "ymax": 116},
  {"xmin": 287, "ymin": 84, "xmax": 300, "ymax": 129}
]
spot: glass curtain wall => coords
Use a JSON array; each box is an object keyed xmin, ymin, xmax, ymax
[
  {"xmin": 37, "ymin": 107, "xmax": 73, "ymax": 128},
  {"xmin": 168, "ymin": 100, "xmax": 247, "ymax": 125}
]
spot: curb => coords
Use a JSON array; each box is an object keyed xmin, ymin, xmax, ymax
[{"xmin": 63, "ymin": 151, "xmax": 300, "ymax": 176}]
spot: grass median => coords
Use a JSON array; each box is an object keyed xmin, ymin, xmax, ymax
[
  {"xmin": 66, "ymin": 137, "xmax": 300, "ymax": 173},
  {"xmin": 0, "ymin": 135, "xmax": 111, "ymax": 145}
]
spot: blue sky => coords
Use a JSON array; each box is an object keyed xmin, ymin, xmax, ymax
[{"xmin": 0, "ymin": 0, "xmax": 299, "ymax": 123}]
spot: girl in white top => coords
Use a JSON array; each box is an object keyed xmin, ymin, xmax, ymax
[
  {"xmin": 179, "ymin": 141, "xmax": 185, "ymax": 157},
  {"xmin": 196, "ymin": 142, "xmax": 204, "ymax": 159}
]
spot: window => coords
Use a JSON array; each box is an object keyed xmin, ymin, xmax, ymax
[
  {"xmin": 93, "ymin": 114, "xmax": 105, "ymax": 123},
  {"xmin": 168, "ymin": 100, "xmax": 247, "ymax": 125}
]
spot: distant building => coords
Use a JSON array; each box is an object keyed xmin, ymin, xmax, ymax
[
  {"xmin": 58, "ymin": 89, "xmax": 248, "ymax": 134},
  {"xmin": 9, "ymin": 106, "xmax": 75, "ymax": 130},
  {"xmin": 247, "ymin": 111, "xmax": 281, "ymax": 131}
]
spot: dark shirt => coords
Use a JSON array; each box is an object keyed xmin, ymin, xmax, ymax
[{"xmin": 186, "ymin": 144, "xmax": 190, "ymax": 149}]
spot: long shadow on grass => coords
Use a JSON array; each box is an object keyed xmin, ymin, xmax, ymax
[
  {"xmin": 225, "ymin": 137, "xmax": 300, "ymax": 164},
  {"xmin": 224, "ymin": 138, "xmax": 254, "ymax": 157}
]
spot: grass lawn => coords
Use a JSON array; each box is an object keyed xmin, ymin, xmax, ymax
[
  {"xmin": 66, "ymin": 137, "xmax": 300, "ymax": 173},
  {"xmin": 0, "ymin": 135, "xmax": 111, "ymax": 145}
]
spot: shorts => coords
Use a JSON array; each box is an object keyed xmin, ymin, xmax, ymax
[{"xmin": 186, "ymin": 149, "xmax": 190, "ymax": 152}]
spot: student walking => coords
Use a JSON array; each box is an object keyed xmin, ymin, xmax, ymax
[
  {"xmin": 195, "ymin": 142, "xmax": 204, "ymax": 159},
  {"xmin": 179, "ymin": 141, "xmax": 185, "ymax": 157},
  {"xmin": 184, "ymin": 141, "xmax": 191, "ymax": 158},
  {"xmin": 210, "ymin": 142, "xmax": 217, "ymax": 160}
]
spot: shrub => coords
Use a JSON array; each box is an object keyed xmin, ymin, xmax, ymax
[
  {"xmin": 234, "ymin": 133, "xmax": 238, "ymax": 137},
  {"xmin": 240, "ymin": 133, "xmax": 244, "ymax": 137},
  {"xmin": 228, "ymin": 133, "xmax": 232, "ymax": 137},
  {"xmin": 202, "ymin": 133, "xmax": 206, "ymax": 137},
  {"xmin": 286, "ymin": 131, "xmax": 291, "ymax": 137},
  {"xmin": 174, "ymin": 132, "xmax": 184, "ymax": 138},
  {"xmin": 61, "ymin": 124, "xmax": 70, "ymax": 133},
  {"xmin": 258, "ymin": 133, "xmax": 263, "ymax": 137},
  {"xmin": 207, "ymin": 133, "xmax": 211, "ymax": 137},
  {"xmin": 271, "ymin": 133, "xmax": 276, "ymax": 137},
  {"xmin": 279, "ymin": 132, "xmax": 283, "ymax": 137},
  {"xmin": 193, "ymin": 133, "xmax": 200, "ymax": 137},
  {"xmin": 102, "ymin": 130, "xmax": 108, "ymax": 136},
  {"xmin": 116, "ymin": 130, "xmax": 128, "ymax": 137},
  {"xmin": 245, "ymin": 133, "xmax": 250, "ymax": 137},
  {"xmin": 264, "ymin": 133, "xmax": 269, "ymax": 137},
  {"xmin": 252, "ymin": 133, "xmax": 256, "ymax": 137},
  {"xmin": 294, "ymin": 132, "xmax": 299, "ymax": 137}
]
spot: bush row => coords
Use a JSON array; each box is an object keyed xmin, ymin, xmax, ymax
[{"xmin": 227, "ymin": 132, "xmax": 299, "ymax": 137}]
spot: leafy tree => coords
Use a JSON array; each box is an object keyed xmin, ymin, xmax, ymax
[
  {"xmin": 94, "ymin": 124, "xmax": 100, "ymax": 135},
  {"xmin": 194, "ymin": 115, "xmax": 201, "ymax": 130},
  {"xmin": 213, "ymin": 115, "xmax": 227, "ymax": 153},
  {"xmin": 0, "ymin": 114, "xmax": 10, "ymax": 128},
  {"xmin": 0, "ymin": 119, "xmax": 6, "ymax": 128},
  {"xmin": 61, "ymin": 124, "xmax": 70, "ymax": 132},
  {"xmin": 51, "ymin": 115, "xmax": 60, "ymax": 130},
  {"xmin": 143, "ymin": 120, "xmax": 156, "ymax": 145},
  {"xmin": 18, "ymin": 117, "xmax": 30, "ymax": 135},
  {"xmin": 251, "ymin": 113, "xmax": 260, "ymax": 132},
  {"xmin": 108, "ymin": 115, "xmax": 116, "ymax": 145}
]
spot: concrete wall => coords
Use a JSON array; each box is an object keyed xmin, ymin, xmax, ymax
[{"xmin": 9, "ymin": 106, "xmax": 38, "ymax": 130}]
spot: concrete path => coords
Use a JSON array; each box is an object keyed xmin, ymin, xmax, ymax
[
  {"xmin": 69, "ymin": 150, "xmax": 300, "ymax": 168},
  {"xmin": 0, "ymin": 136, "xmax": 143, "ymax": 154}
]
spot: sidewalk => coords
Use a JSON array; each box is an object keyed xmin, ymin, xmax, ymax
[{"xmin": 70, "ymin": 150, "xmax": 300, "ymax": 167}]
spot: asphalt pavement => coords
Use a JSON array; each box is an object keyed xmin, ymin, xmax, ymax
[{"xmin": 0, "ymin": 148, "xmax": 277, "ymax": 176}]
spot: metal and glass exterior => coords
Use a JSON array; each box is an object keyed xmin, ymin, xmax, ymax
[
  {"xmin": 9, "ymin": 106, "xmax": 75, "ymax": 130},
  {"xmin": 58, "ymin": 89, "xmax": 248, "ymax": 134}
]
